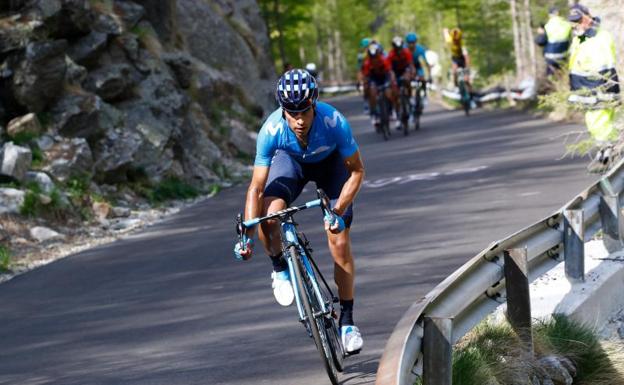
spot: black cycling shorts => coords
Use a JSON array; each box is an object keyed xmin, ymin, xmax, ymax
[
  {"xmin": 264, "ymin": 150, "xmax": 353, "ymax": 227},
  {"xmin": 451, "ymin": 56, "xmax": 466, "ymax": 68}
]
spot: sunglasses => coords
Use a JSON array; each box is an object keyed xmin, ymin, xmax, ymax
[{"xmin": 281, "ymin": 99, "xmax": 315, "ymax": 113}]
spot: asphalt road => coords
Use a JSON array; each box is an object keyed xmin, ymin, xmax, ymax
[{"xmin": 0, "ymin": 95, "xmax": 596, "ymax": 385}]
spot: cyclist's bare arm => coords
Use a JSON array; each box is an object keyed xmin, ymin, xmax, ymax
[
  {"xmin": 389, "ymin": 71, "xmax": 398, "ymax": 86},
  {"xmin": 408, "ymin": 62, "xmax": 416, "ymax": 79},
  {"xmin": 244, "ymin": 165, "xmax": 270, "ymax": 238},
  {"xmin": 333, "ymin": 150, "xmax": 365, "ymax": 216}
]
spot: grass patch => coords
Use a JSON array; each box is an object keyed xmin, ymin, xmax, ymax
[
  {"xmin": 0, "ymin": 245, "xmax": 10, "ymax": 272},
  {"xmin": 438, "ymin": 315, "xmax": 624, "ymax": 385},
  {"xmin": 10, "ymin": 131, "xmax": 39, "ymax": 146},
  {"xmin": 65, "ymin": 175, "xmax": 96, "ymax": 221},
  {"xmin": 20, "ymin": 182, "xmax": 67, "ymax": 220},
  {"xmin": 535, "ymin": 314, "xmax": 624, "ymax": 384},
  {"xmin": 150, "ymin": 177, "xmax": 199, "ymax": 203},
  {"xmin": 31, "ymin": 145, "xmax": 45, "ymax": 169}
]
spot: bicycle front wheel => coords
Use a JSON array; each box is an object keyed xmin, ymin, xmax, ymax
[
  {"xmin": 401, "ymin": 92, "xmax": 409, "ymax": 136},
  {"xmin": 379, "ymin": 94, "xmax": 390, "ymax": 141},
  {"xmin": 291, "ymin": 246, "xmax": 341, "ymax": 385}
]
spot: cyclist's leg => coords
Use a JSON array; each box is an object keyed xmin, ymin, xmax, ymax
[
  {"xmin": 305, "ymin": 152, "xmax": 355, "ymax": 312},
  {"xmin": 367, "ymin": 80, "xmax": 378, "ymax": 115},
  {"xmin": 392, "ymin": 73, "xmax": 401, "ymax": 117},
  {"xmin": 261, "ymin": 151, "xmax": 308, "ymax": 306},
  {"xmin": 306, "ymin": 152, "xmax": 363, "ymax": 352},
  {"xmin": 450, "ymin": 58, "xmax": 459, "ymax": 86},
  {"xmin": 261, "ymin": 150, "xmax": 307, "ymax": 258}
]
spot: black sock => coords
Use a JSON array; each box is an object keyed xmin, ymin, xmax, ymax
[
  {"xmin": 269, "ymin": 252, "xmax": 288, "ymax": 272},
  {"xmin": 339, "ymin": 299, "xmax": 354, "ymax": 327}
]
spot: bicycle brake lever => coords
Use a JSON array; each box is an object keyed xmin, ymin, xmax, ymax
[
  {"xmin": 317, "ymin": 189, "xmax": 332, "ymax": 214},
  {"xmin": 236, "ymin": 213, "xmax": 245, "ymax": 246}
]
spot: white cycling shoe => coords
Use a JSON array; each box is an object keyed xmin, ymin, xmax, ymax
[
  {"xmin": 341, "ymin": 325, "xmax": 363, "ymax": 354},
  {"xmin": 271, "ymin": 270, "xmax": 294, "ymax": 306}
]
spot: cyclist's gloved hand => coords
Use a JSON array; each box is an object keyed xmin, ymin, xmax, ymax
[
  {"xmin": 324, "ymin": 210, "xmax": 345, "ymax": 233},
  {"xmin": 234, "ymin": 236, "xmax": 254, "ymax": 261}
]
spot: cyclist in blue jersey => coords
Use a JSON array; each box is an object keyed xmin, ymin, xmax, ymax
[
  {"xmin": 234, "ymin": 69, "xmax": 365, "ymax": 353},
  {"xmin": 406, "ymin": 32, "xmax": 432, "ymax": 95}
]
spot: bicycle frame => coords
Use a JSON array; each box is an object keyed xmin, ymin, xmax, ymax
[
  {"xmin": 281, "ymin": 221, "xmax": 331, "ymax": 323},
  {"xmin": 237, "ymin": 190, "xmax": 336, "ymax": 325}
]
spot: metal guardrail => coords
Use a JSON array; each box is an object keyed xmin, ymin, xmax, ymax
[{"xmin": 376, "ymin": 158, "xmax": 624, "ymax": 385}]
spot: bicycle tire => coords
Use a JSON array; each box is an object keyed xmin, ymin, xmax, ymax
[
  {"xmin": 413, "ymin": 87, "xmax": 421, "ymax": 131},
  {"xmin": 291, "ymin": 246, "xmax": 341, "ymax": 384},
  {"xmin": 401, "ymin": 91, "xmax": 409, "ymax": 136},
  {"xmin": 300, "ymin": 241, "xmax": 345, "ymax": 372},
  {"xmin": 459, "ymin": 82, "xmax": 470, "ymax": 116},
  {"xmin": 379, "ymin": 94, "xmax": 390, "ymax": 141}
]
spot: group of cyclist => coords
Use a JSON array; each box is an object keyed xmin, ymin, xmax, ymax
[
  {"xmin": 233, "ymin": 26, "xmax": 473, "ymax": 362},
  {"xmin": 357, "ymin": 33, "xmax": 430, "ymax": 129},
  {"xmin": 357, "ymin": 28, "xmax": 472, "ymax": 129}
]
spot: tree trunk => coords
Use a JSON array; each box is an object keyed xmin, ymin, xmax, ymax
[
  {"xmin": 522, "ymin": 0, "xmax": 537, "ymax": 79},
  {"xmin": 315, "ymin": 18, "xmax": 325, "ymax": 79},
  {"xmin": 510, "ymin": 0, "xmax": 525, "ymax": 80},
  {"xmin": 273, "ymin": 0, "xmax": 286, "ymax": 67},
  {"xmin": 327, "ymin": 33, "xmax": 335, "ymax": 84},
  {"xmin": 298, "ymin": 31, "xmax": 305, "ymax": 65},
  {"xmin": 334, "ymin": 29, "xmax": 344, "ymax": 84}
]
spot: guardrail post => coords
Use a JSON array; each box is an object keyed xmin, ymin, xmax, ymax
[
  {"xmin": 599, "ymin": 193, "xmax": 622, "ymax": 242},
  {"xmin": 563, "ymin": 209, "xmax": 584, "ymax": 282},
  {"xmin": 423, "ymin": 316, "xmax": 452, "ymax": 385},
  {"xmin": 504, "ymin": 248, "xmax": 533, "ymax": 352}
]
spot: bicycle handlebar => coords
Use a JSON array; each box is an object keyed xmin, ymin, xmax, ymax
[
  {"xmin": 242, "ymin": 198, "xmax": 321, "ymax": 228},
  {"xmin": 235, "ymin": 189, "xmax": 335, "ymax": 244}
]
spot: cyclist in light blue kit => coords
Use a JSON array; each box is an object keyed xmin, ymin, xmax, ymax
[{"xmin": 234, "ymin": 69, "xmax": 365, "ymax": 353}]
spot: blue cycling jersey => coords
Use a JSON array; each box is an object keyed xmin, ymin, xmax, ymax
[
  {"xmin": 254, "ymin": 102, "xmax": 359, "ymax": 167},
  {"xmin": 412, "ymin": 44, "xmax": 428, "ymax": 75}
]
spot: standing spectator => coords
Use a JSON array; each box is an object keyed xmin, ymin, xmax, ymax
[
  {"xmin": 535, "ymin": 6, "xmax": 572, "ymax": 76},
  {"xmin": 567, "ymin": 5, "xmax": 620, "ymax": 171}
]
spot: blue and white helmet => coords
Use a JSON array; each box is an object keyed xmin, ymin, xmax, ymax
[{"xmin": 276, "ymin": 69, "xmax": 319, "ymax": 113}]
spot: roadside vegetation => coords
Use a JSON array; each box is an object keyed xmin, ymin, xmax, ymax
[
  {"xmin": 0, "ymin": 245, "xmax": 11, "ymax": 272},
  {"xmin": 465, "ymin": 315, "xmax": 624, "ymax": 384},
  {"xmin": 415, "ymin": 314, "xmax": 624, "ymax": 385}
]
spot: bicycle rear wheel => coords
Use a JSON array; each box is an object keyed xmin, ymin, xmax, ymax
[
  {"xmin": 459, "ymin": 82, "xmax": 470, "ymax": 116},
  {"xmin": 291, "ymin": 246, "xmax": 341, "ymax": 385},
  {"xmin": 413, "ymin": 87, "xmax": 421, "ymax": 130},
  {"xmin": 400, "ymin": 91, "xmax": 409, "ymax": 136},
  {"xmin": 379, "ymin": 93, "xmax": 390, "ymax": 141}
]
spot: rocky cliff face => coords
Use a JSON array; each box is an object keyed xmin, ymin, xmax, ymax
[{"xmin": 0, "ymin": 0, "xmax": 275, "ymax": 197}]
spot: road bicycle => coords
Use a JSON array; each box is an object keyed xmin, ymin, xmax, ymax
[
  {"xmin": 398, "ymin": 77, "xmax": 411, "ymax": 136},
  {"xmin": 410, "ymin": 77, "xmax": 426, "ymax": 131},
  {"xmin": 235, "ymin": 189, "xmax": 346, "ymax": 385},
  {"xmin": 374, "ymin": 83, "xmax": 392, "ymax": 141},
  {"xmin": 457, "ymin": 67, "xmax": 472, "ymax": 116}
]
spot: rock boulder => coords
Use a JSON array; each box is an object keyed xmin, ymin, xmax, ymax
[
  {"xmin": 7, "ymin": 113, "xmax": 42, "ymax": 138},
  {"xmin": 12, "ymin": 40, "xmax": 68, "ymax": 112},
  {"xmin": 0, "ymin": 188, "xmax": 25, "ymax": 214},
  {"xmin": 42, "ymin": 137, "xmax": 93, "ymax": 182},
  {"xmin": 0, "ymin": 142, "xmax": 32, "ymax": 182}
]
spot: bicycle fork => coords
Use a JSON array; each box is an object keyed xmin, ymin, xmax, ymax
[{"xmin": 281, "ymin": 225, "xmax": 326, "ymax": 323}]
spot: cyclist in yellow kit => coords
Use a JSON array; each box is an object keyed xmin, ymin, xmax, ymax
[{"xmin": 443, "ymin": 27, "xmax": 472, "ymax": 95}]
